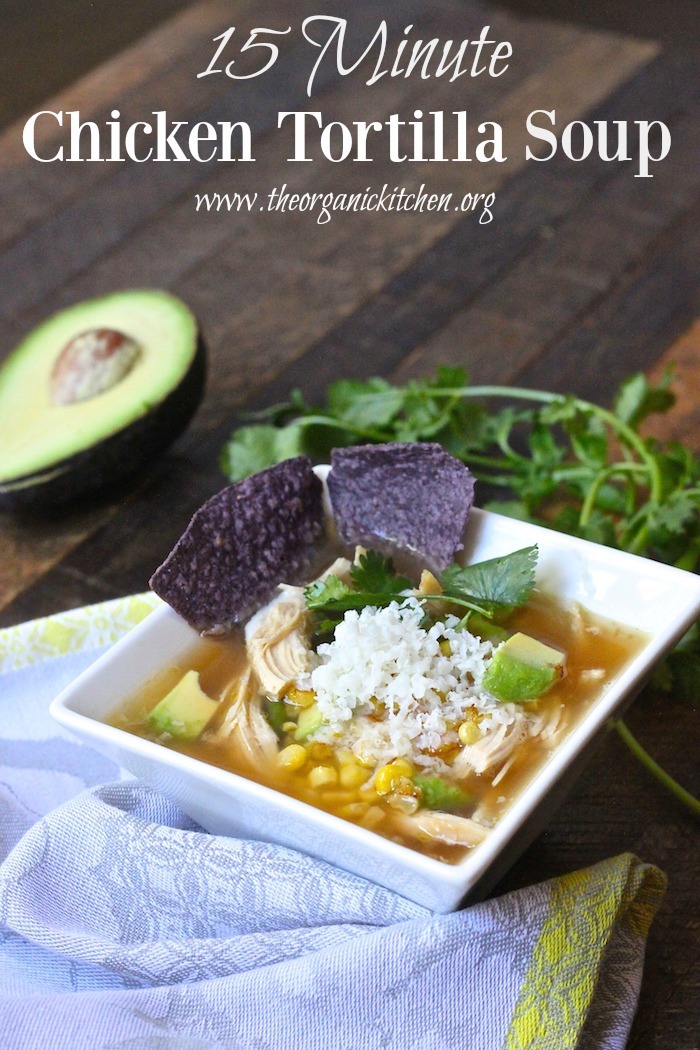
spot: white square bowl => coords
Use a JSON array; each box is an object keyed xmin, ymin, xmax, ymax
[{"xmin": 50, "ymin": 495, "xmax": 700, "ymax": 913}]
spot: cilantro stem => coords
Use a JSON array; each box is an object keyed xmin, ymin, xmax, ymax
[
  {"xmin": 457, "ymin": 451, "xmax": 517, "ymax": 471},
  {"xmin": 614, "ymin": 719, "xmax": 700, "ymax": 817},
  {"xmin": 429, "ymin": 385, "xmax": 664, "ymax": 504},
  {"xmin": 579, "ymin": 462, "xmax": 651, "ymax": 529},
  {"xmin": 420, "ymin": 593, "xmax": 493, "ymax": 617},
  {"xmin": 296, "ymin": 413, "xmax": 388, "ymax": 441}
]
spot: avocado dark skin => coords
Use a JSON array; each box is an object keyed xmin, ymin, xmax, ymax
[{"xmin": 0, "ymin": 335, "xmax": 206, "ymax": 514}]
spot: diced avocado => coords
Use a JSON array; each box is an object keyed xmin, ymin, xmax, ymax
[
  {"xmin": 265, "ymin": 699, "xmax": 288, "ymax": 736},
  {"xmin": 148, "ymin": 670, "xmax": 219, "ymax": 741},
  {"xmin": 467, "ymin": 613, "xmax": 511, "ymax": 645},
  {"xmin": 294, "ymin": 702, "xmax": 324, "ymax": 741},
  {"xmin": 413, "ymin": 775, "xmax": 473, "ymax": 812},
  {"xmin": 483, "ymin": 632, "xmax": 565, "ymax": 702}
]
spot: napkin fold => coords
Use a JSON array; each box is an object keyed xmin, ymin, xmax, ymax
[{"xmin": 0, "ymin": 598, "xmax": 666, "ymax": 1050}]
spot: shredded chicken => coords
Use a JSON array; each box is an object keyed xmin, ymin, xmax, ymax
[
  {"xmin": 391, "ymin": 809, "xmax": 489, "ymax": 848},
  {"xmin": 452, "ymin": 713, "xmax": 531, "ymax": 778},
  {"xmin": 535, "ymin": 703, "xmax": 566, "ymax": 741},
  {"xmin": 245, "ymin": 589, "xmax": 311, "ymax": 697},
  {"xmin": 579, "ymin": 668, "xmax": 606, "ymax": 683},
  {"xmin": 453, "ymin": 702, "xmax": 566, "ymax": 785},
  {"xmin": 321, "ymin": 556, "xmax": 352, "ymax": 582},
  {"xmin": 491, "ymin": 754, "xmax": 516, "ymax": 787},
  {"xmin": 244, "ymin": 558, "xmax": 353, "ymax": 698},
  {"xmin": 211, "ymin": 667, "xmax": 278, "ymax": 769}
]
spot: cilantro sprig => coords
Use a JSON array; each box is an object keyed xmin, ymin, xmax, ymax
[
  {"xmin": 304, "ymin": 546, "xmax": 537, "ymax": 629},
  {"xmin": 440, "ymin": 547, "xmax": 538, "ymax": 612},
  {"xmin": 304, "ymin": 550, "xmax": 412, "ymax": 628},
  {"xmin": 221, "ymin": 366, "xmax": 699, "ymax": 815},
  {"xmin": 221, "ymin": 366, "xmax": 698, "ymax": 571},
  {"xmin": 351, "ymin": 549, "xmax": 412, "ymax": 595}
]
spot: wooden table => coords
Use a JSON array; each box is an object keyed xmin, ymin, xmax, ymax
[{"xmin": 0, "ymin": 2, "xmax": 697, "ymax": 1045}]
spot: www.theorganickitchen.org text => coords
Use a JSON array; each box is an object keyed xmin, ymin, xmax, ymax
[{"xmin": 194, "ymin": 183, "xmax": 496, "ymax": 224}]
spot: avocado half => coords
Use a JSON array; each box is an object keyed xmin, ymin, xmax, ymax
[{"xmin": 0, "ymin": 289, "xmax": 206, "ymax": 512}]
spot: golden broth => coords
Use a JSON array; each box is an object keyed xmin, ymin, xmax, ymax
[{"xmin": 110, "ymin": 590, "xmax": 645, "ymax": 864}]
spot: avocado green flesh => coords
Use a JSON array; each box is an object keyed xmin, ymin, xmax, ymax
[
  {"xmin": 412, "ymin": 775, "xmax": 473, "ymax": 812},
  {"xmin": 148, "ymin": 670, "xmax": 219, "ymax": 741},
  {"xmin": 0, "ymin": 289, "xmax": 199, "ymax": 485},
  {"xmin": 294, "ymin": 703, "xmax": 324, "ymax": 741},
  {"xmin": 483, "ymin": 632, "xmax": 565, "ymax": 702},
  {"xmin": 265, "ymin": 699, "xmax": 288, "ymax": 736},
  {"xmin": 467, "ymin": 613, "xmax": 511, "ymax": 646}
]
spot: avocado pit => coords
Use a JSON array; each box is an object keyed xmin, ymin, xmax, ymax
[{"xmin": 50, "ymin": 328, "xmax": 142, "ymax": 405}]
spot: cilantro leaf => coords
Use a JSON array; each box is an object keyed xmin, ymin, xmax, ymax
[
  {"xmin": 350, "ymin": 550, "xmax": 411, "ymax": 594},
  {"xmin": 326, "ymin": 378, "xmax": 404, "ymax": 429},
  {"xmin": 613, "ymin": 372, "xmax": 675, "ymax": 428},
  {"xmin": 570, "ymin": 430, "xmax": 608, "ymax": 471},
  {"xmin": 430, "ymin": 364, "xmax": 470, "ymax": 389},
  {"xmin": 305, "ymin": 547, "xmax": 537, "ymax": 624},
  {"xmin": 304, "ymin": 575, "xmax": 355, "ymax": 609},
  {"xmin": 220, "ymin": 423, "xmax": 308, "ymax": 481},
  {"xmin": 647, "ymin": 491, "xmax": 698, "ymax": 538},
  {"xmin": 305, "ymin": 552, "xmax": 411, "ymax": 622},
  {"xmin": 440, "ymin": 545, "xmax": 538, "ymax": 610},
  {"xmin": 576, "ymin": 511, "xmax": 618, "ymax": 547},
  {"xmin": 528, "ymin": 421, "xmax": 566, "ymax": 468},
  {"xmin": 304, "ymin": 573, "xmax": 402, "ymax": 618},
  {"xmin": 539, "ymin": 394, "xmax": 580, "ymax": 425}
]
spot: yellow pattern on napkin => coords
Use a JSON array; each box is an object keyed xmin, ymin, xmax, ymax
[
  {"xmin": 0, "ymin": 592, "xmax": 160, "ymax": 672},
  {"xmin": 506, "ymin": 855, "xmax": 666, "ymax": 1049}
]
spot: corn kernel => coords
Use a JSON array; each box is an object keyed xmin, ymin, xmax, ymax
[
  {"xmin": 339, "ymin": 802, "xmax": 370, "ymax": 821},
  {"xmin": 282, "ymin": 721, "xmax": 297, "ymax": 734},
  {"xmin": 319, "ymin": 789, "xmax": 354, "ymax": 806},
  {"xmin": 386, "ymin": 793, "xmax": 420, "ymax": 815},
  {"xmin": 339, "ymin": 764, "xmax": 369, "ymax": 790},
  {"xmin": 374, "ymin": 765, "xmax": 395, "ymax": 796},
  {"xmin": 358, "ymin": 781, "xmax": 380, "ymax": 803},
  {"xmin": 354, "ymin": 752, "xmax": 375, "ymax": 769},
  {"xmin": 308, "ymin": 742, "xmax": 334, "ymax": 763},
  {"xmin": 392, "ymin": 776, "xmax": 415, "ymax": 796},
  {"xmin": 360, "ymin": 806, "xmax": 386, "ymax": 830},
  {"xmin": 308, "ymin": 765, "xmax": 338, "ymax": 789},
  {"xmin": 458, "ymin": 720, "xmax": 482, "ymax": 746},
  {"xmin": 277, "ymin": 744, "xmax": 307, "ymax": 771},
  {"xmin": 439, "ymin": 638, "xmax": 452, "ymax": 656},
  {"xmin": 374, "ymin": 759, "xmax": 414, "ymax": 796},
  {"xmin": 286, "ymin": 686, "xmax": 316, "ymax": 709}
]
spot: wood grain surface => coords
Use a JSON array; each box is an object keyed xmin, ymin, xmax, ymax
[{"xmin": 0, "ymin": 2, "xmax": 697, "ymax": 1045}]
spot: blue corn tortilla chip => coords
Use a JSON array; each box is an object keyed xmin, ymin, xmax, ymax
[
  {"xmin": 327, "ymin": 443, "xmax": 475, "ymax": 570},
  {"xmin": 150, "ymin": 457, "xmax": 324, "ymax": 633}
]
